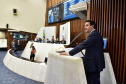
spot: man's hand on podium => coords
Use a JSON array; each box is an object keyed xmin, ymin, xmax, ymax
[{"xmin": 60, "ymin": 52, "xmax": 69, "ymax": 56}]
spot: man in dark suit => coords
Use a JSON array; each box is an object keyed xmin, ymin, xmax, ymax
[
  {"xmin": 17, "ymin": 40, "xmax": 21, "ymax": 51},
  {"xmin": 61, "ymin": 38, "xmax": 66, "ymax": 44},
  {"xmin": 60, "ymin": 20, "xmax": 105, "ymax": 84}
]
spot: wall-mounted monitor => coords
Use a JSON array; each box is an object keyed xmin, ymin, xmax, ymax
[
  {"xmin": 47, "ymin": 0, "xmax": 89, "ymax": 24},
  {"xmin": 63, "ymin": 0, "xmax": 85, "ymax": 20},
  {"xmin": 103, "ymin": 38, "xmax": 108, "ymax": 49},
  {"xmin": 47, "ymin": 4, "xmax": 63, "ymax": 24}
]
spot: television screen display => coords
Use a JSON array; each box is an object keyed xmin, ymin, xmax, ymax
[
  {"xmin": 47, "ymin": 3, "xmax": 64, "ymax": 24},
  {"xmin": 63, "ymin": 0, "xmax": 86, "ymax": 20},
  {"xmin": 47, "ymin": 0, "xmax": 90, "ymax": 24},
  {"xmin": 103, "ymin": 38, "xmax": 107, "ymax": 49},
  {"xmin": 48, "ymin": 7, "xmax": 59, "ymax": 23}
]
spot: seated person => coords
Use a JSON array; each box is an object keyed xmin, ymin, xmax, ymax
[
  {"xmin": 55, "ymin": 38, "xmax": 61, "ymax": 44},
  {"xmin": 46, "ymin": 38, "xmax": 51, "ymax": 43},
  {"xmin": 61, "ymin": 38, "xmax": 66, "ymax": 44},
  {"xmin": 41, "ymin": 37, "xmax": 45, "ymax": 43},
  {"xmin": 17, "ymin": 40, "xmax": 21, "ymax": 51},
  {"xmin": 51, "ymin": 36, "xmax": 55, "ymax": 43},
  {"xmin": 35, "ymin": 37, "xmax": 42, "ymax": 42},
  {"xmin": 11, "ymin": 40, "xmax": 15, "ymax": 50},
  {"xmin": 38, "ymin": 38, "xmax": 42, "ymax": 42}
]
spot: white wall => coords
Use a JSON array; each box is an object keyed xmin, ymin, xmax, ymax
[
  {"xmin": 60, "ymin": 22, "xmax": 70, "ymax": 44},
  {"xmin": 37, "ymin": 26, "xmax": 56, "ymax": 41},
  {"xmin": 0, "ymin": 0, "xmax": 47, "ymax": 33},
  {"xmin": 0, "ymin": 31, "xmax": 5, "ymax": 39}
]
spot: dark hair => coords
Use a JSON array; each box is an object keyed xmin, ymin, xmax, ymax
[
  {"xmin": 86, "ymin": 20, "xmax": 96, "ymax": 29},
  {"xmin": 32, "ymin": 46, "xmax": 35, "ymax": 49}
]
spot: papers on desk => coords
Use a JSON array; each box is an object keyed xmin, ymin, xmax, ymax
[
  {"xmin": 56, "ymin": 50, "xmax": 65, "ymax": 53},
  {"xmin": 65, "ymin": 48, "xmax": 84, "ymax": 57}
]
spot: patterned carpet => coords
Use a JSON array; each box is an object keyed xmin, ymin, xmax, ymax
[{"xmin": 0, "ymin": 50, "xmax": 44, "ymax": 84}]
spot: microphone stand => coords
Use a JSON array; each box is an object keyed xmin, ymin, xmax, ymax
[{"xmin": 64, "ymin": 32, "xmax": 83, "ymax": 48}]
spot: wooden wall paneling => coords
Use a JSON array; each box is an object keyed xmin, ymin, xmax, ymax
[
  {"xmin": 88, "ymin": 0, "xmax": 91, "ymax": 20},
  {"xmin": 74, "ymin": 19, "xmax": 78, "ymax": 45},
  {"xmin": 103, "ymin": 0, "xmax": 107, "ymax": 37},
  {"xmin": 72, "ymin": 20, "xmax": 76, "ymax": 44},
  {"xmin": 87, "ymin": 3, "xmax": 91, "ymax": 20},
  {"xmin": 80, "ymin": 19, "xmax": 82, "ymax": 39},
  {"xmin": 115, "ymin": 0, "xmax": 120, "ymax": 79},
  {"xmin": 107, "ymin": 0, "xmax": 112, "ymax": 55},
  {"xmin": 70, "ymin": 20, "xmax": 73, "ymax": 42},
  {"xmin": 7, "ymin": 31, "xmax": 10, "ymax": 50},
  {"xmin": 110, "ymin": 0, "xmax": 114, "ymax": 68},
  {"xmin": 106, "ymin": 0, "xmax": 109, "ymax": 38},
  {"xmin": 91, "ymin": 0, "xmax": 94, "ymax": 20},
  {"xmin": 45, "ymin": 0, "xmax": 48, "ymax": 26},
  {"xmin": 123, "ymin": 0, "xmax": 126, "ymax": 83},
  {"xmin": 101, "ymin": 0, "xmax": 104, "ymax": 36},
  {"xmin": 77, "ymin": 19, "xmax": 81, "ymax": 44},
  {"xmin": 51, "ymin": 0, "xmax": 54, "ymax": 6},
  {"xmin": 117, "ymin": 0, "xmax": 123, "ymax": 80},
  {"xmin": 77, "ymin": 19, "xmax": 81, "ymax": 43},
  {"xmin": 95, "ymin": 0, "xmax": 98, "ymax": 31},
  {"xmin": 76, "ymin": 19, "xmax": 79, "ymax": 44},
  {"xmin": 93, "ymin": 0, "xmax": 96, "ymax": 23},
  {"xmin": 112, "ymin": 0, "xmax": 117, "ymax": 71},
  {"xmin": 114, "ymin": 1, "xmax": 119, "ymax": 79},
  {"xmin": 119, "ymin": 0, "xmax": 124, "ymax": 81},
  {"xmin": 57, "ymin": 0, "xmax": 60, "ymax": 3},
  {"xmin": 55, "ymin": 0, "xmax": 58, "ymax": 38},
  {"xmin": 96, "ymin": 0, "xmax": 99, "ymax": 31},
  {"xmin": 48, "ymin": 0, "xmax": 51, "ymax": 8},
  {"xmin": 72, "ymin": 20, "xmax": 75, "ymax": 45},
  {"xmin": 98, "ymin": 0, "xmax": 102, "ymax": 34}
]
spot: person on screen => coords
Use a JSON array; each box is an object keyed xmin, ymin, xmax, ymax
[
  {"xmin": 30, "ymin": 46, "xmax": 36, "ymax": 61},
  {"xmin": 61, "ymin": 38, "xmax": 66, "ymax": 44},
  {"xmin": 50, "ymin": 11, "xmax": 54, "ymax": 22},
  {"xmin": 60, "ymin": 20, "xmax": 105, "ymax": 84}
]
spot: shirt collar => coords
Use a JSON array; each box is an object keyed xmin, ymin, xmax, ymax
[{"xmin": 90, "ymin": 29, "xmax": 95, "ymax": 34}]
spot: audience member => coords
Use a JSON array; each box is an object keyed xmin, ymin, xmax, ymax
[
  {"xmin": 17, "ymin": 40, "xmax": 21, "ymax": 51},
  {"xmin": 46, "ymin": 38, "xmax": 50, "ymax": 43},
  {"xmin": 61, "ymin": 38, "xmax": 66, "ymax": 44},
  {"xmin": 41, "ymin": 37, "xmax": 45, "ymax": 43},
  {"xmin": 11, "ymin": 40, "xmax": 15, "ymax": 50},
  {"xmin": 55, "ymin": 38, "xmax": 61, "ymax": 44},
  {"xmin": 51, "ymin": 36, "xmax": 55, "ymax": 43}
]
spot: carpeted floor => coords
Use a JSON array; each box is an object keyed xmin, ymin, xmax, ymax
[{"xmin": 0, "ymin": 50, "xmax": 44, "ymax": 84}]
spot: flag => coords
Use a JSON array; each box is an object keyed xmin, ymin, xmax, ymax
[{"xmin": 43, "ymin": 30, "xmax": 45, "ymax": 41}]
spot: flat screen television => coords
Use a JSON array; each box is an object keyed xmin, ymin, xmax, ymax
[
  {"xmin": 63, "ymin": 0, "xmax": 87, "ymax": 20},
  {"xmin": 103, "ymin": 38, "xmax": 108, "ymax": 49},
  {"xmin": 48, "ymin": 4, "xmax": 63, "ymax": 24},
  {"xmin": 47, "ymin": 0, "xmax": 89, "ymax": 24}
]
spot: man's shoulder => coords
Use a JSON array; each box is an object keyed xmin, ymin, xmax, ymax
[{"xmin": 91, "ymin": 30, "xmax": 101, "ymax": 36}]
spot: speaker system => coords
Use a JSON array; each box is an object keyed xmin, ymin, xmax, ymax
[
  {"xmin": 6, "ymin": 24, "xmax": 9, "ymax": 28},
  {"xmin": 13, "ymin": 9, "xmax": 17, "ymax": 15}
]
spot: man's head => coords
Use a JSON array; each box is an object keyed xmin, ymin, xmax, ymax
[
  {"xmin": 52, "ymin": 36, "xmax": 54, "ymax": 40},
  {"xmin": 84, "ymin": 20, "xmax": 96, "ymax": 33}
]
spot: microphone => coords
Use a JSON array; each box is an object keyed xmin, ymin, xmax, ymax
[{"xmin": 64, "ymin": 32, "xmax": 83, "ymax": 48}]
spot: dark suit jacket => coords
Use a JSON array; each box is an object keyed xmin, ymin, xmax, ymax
[
  {"xmin": 69, "ymin": 30, "xmax": 105, "ymax": 72},
  {"xmin": 61, "ymin": 40, "xmax": 66, "ymax": 44}
]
